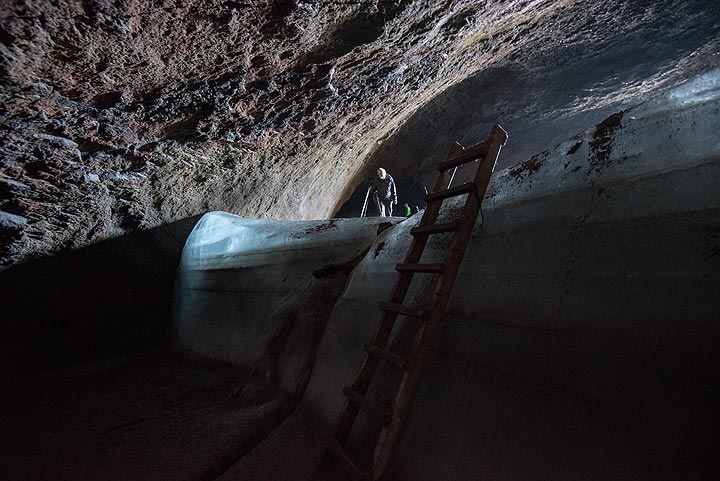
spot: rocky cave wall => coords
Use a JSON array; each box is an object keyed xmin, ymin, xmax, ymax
[
  {"xmin": 2, "ymin": 0, "xmax": 719, "ymax": 270},
  {"xmin": 0, "ymin": 214, "xmax": 201, "ymax": 378}
]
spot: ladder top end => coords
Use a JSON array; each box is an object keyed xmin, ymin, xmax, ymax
[{"xmin": 492, "ymin": 124, "xmax": 509, "ymax": 145}]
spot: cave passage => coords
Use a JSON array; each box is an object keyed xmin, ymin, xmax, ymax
[{"xmin": 1, "ymin": 1, "xmax": 720, "ymax": 480}]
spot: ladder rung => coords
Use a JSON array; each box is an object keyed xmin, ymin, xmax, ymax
[
  {"xmin": 425, "ymin": 182, "xmax": 476, "ymax": 202},
  {"xmin": 437, "ymin": 141, "xmax": 488, "ymax": 171},
  {"xmin": 395, "ymin": 263, "xmax": 444, "ymax": 274},
  {"xmin": 323, "ymin": 432, "xmax": 367, "ymax": 480},
  {"xmin": 364, "ymin": 342, "xmax": 410, "ymax": 370},
  {"xmin": 379, "ymin": 301, "xmax": 426, "ymax": 318},
  {"xmin": 410, "ymin": 221, "xmax": 462, "ymax": 236},
  {"xmin": 343, "ymin": 387, "xmax": 391, "ymax": 425}
]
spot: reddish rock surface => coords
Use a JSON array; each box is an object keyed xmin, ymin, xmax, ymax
[{"xmin": 1, "ymin": 0, "xmax": 719, "ymax": 267}]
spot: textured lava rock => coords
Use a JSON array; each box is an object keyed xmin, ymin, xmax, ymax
[{"xmin": 1, "ymin": 0, "xmax": 719, "ymax": 267}]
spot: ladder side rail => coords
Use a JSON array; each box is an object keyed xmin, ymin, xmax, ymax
[
  {"xmin": 318, "ymin": 127, "xmax": 507, "ymax": 479},
  {"xmin": 370, "ymin": 186, "xmax": 481, "ymax": 479},
  {"xmin": 473, "ymin": 125, "xmax": 507, "ymax": 208},
  {"xmin": 370, "ymin": 125, "xmax": 507, "ymax": 480},
  {"xmin": 332, "ymin": 143, "xmax": 465, "ymax": 444}
]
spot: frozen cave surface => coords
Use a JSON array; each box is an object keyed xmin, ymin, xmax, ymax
[
  {"xmin": 178, "ymin": 211, "xmax": 398, "ymax": 270},
  {"xmin": 173, "ymin": 212, "xmax": 403, "ymax": 366}
]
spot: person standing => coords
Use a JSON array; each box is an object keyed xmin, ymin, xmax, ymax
[
  {"xmin": 372, "ymin": 167, "xmax": 397, "ymax": 217},
  {"xmin": 403, "ymin": 202, "xmax": 412, "ymax": 217}
]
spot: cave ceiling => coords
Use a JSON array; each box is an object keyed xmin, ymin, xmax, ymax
[{"xmin": 1, "ymin": 0, "xmax": 719, "ymax": 268}]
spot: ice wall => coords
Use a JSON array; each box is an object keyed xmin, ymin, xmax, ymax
[
  {"xmin": 299, "ymin": 71, "xmax": 720, "ymax": 479},
  {"xmin": 173, "ymin": 213, "xmax": 402, "ymax": 366}
]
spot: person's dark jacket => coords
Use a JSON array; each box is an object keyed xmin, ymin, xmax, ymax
[{"xmin": 373, "ymin": 175, "xmax": 397, "ymax": 202}]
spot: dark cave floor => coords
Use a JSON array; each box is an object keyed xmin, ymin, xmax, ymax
[
  {"xmin": 0, "ymin": 352, "xmax": 294, "ymax": 481},
  {"xmin": 2, "ymin": 345, "xmax": 718, "ymax": 481}
]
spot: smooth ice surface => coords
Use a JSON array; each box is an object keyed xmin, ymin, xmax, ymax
[
  {"xmin": 180, "ymin": 211, "xmax": 387, "ymax": 270},
  {"xmin": 173, "ymin": 212, "xmax": 402, "ymax": 365}
]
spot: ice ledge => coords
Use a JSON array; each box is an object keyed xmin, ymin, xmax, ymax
[{"xmin": 180, "ymin": 212, "xmax": 403, "ymax": 271}]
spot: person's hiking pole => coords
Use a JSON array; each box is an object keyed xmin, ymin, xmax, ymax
[{"xmin": 360, "ymin": 182, "xmax": 372, "ymax": 217}]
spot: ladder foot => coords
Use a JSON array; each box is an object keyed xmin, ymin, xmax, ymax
[{"xmin": 323, "ymin": 433, "xmax": 367, "ymax": 481}]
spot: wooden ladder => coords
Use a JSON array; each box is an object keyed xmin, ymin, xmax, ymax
[{"xmin": 313, "ymin": 124, "xmax": 508, "ymax": 481}]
